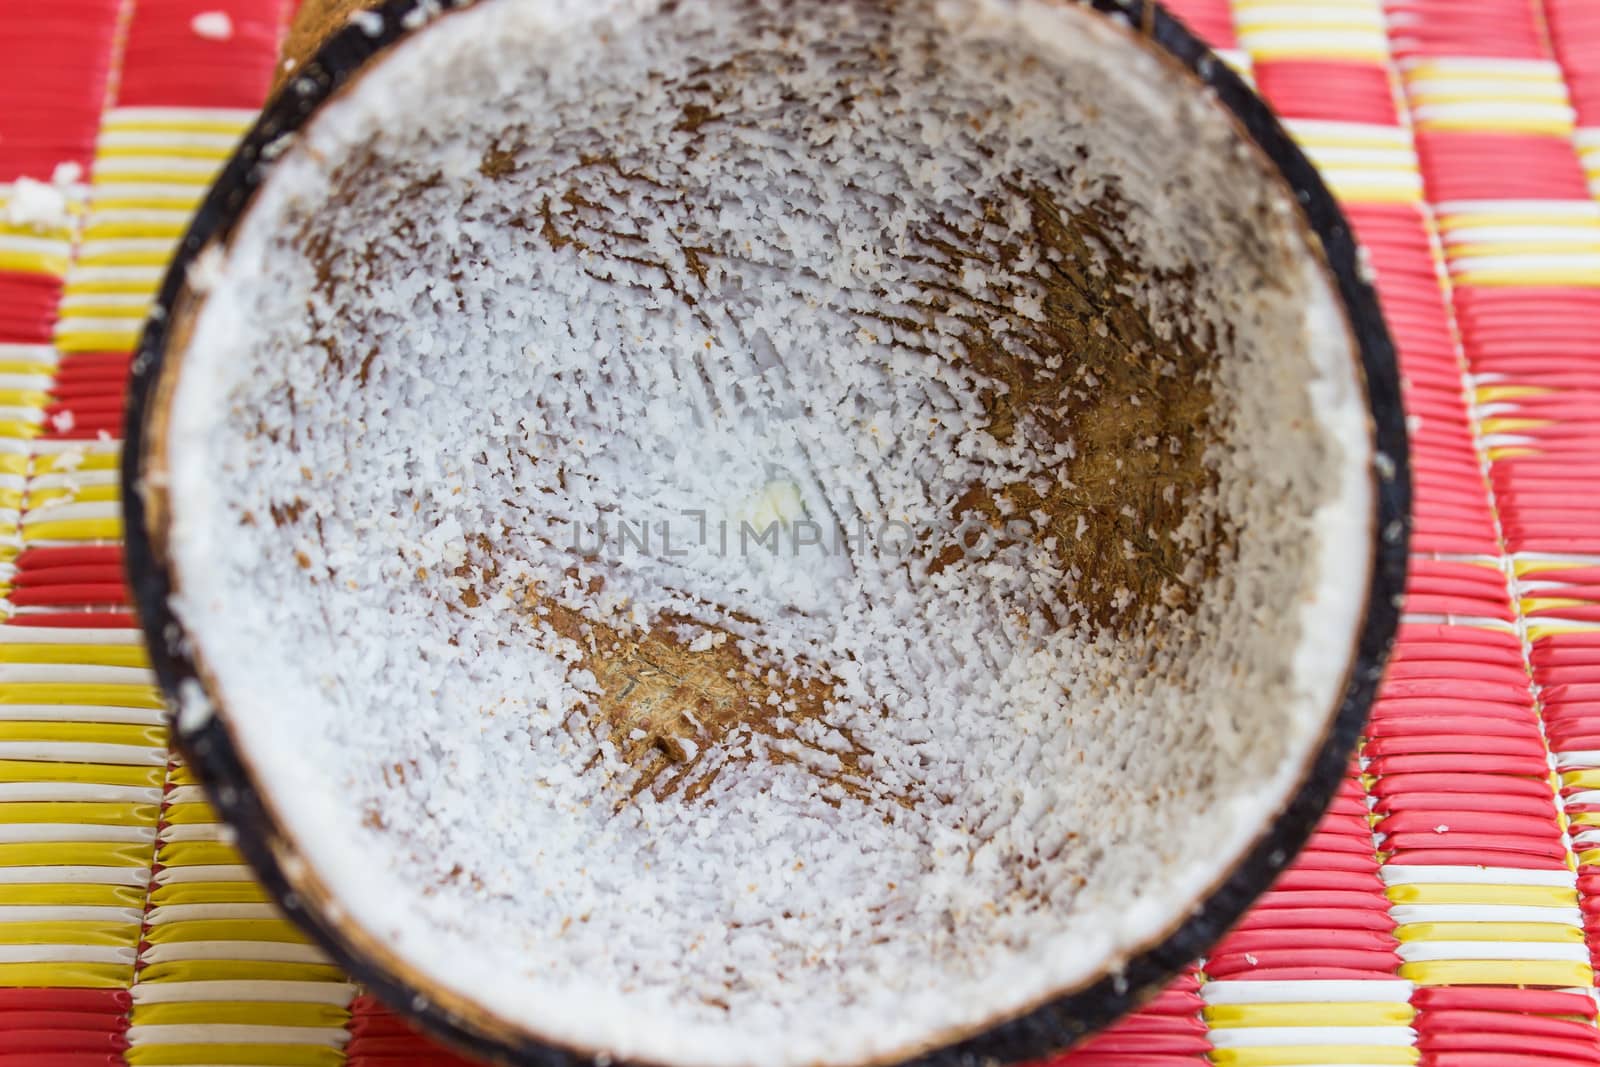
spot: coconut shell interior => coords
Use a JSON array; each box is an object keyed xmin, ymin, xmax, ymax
[{"xmin": 147, "ymin": 3, "xmax": 1377, "ymax": 1066}]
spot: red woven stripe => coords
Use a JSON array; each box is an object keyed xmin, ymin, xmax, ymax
[
  {"xmin": 0, "ymin": 985, "xmax": 128, "ymax": 1060},
  {"xmin": 0, "ymin": 990, "xmax": 128, "ymax": 1014},
  {"xmin": 1385, "ymin": 0, "xmax": 1551, "ymax": 59},
  {"xmin": 1377, "ymin": 58, "xmax": 1600, "ymax": 1006},
  {"xmin": 344, "ymin": 997, "xmax": 487, "ymax": 1067},
  {"xmin": 1344, "ymin": 204, "xmax": 1504, "ymax": 552},
  {"xmin": 0, "ymin": 0, "xmax": 121, "ymax": 178},
  {"xmin": 14, "ymin": 546, "xmax": 124, "ymax": 569},
  {"xmin": 1417, "ymin": 133, "xmax": 1591, "ymax": 202},
  {"xmin": 1158, "ymin": 0, "xmax": 1239, "ymax": 50},
  {"xmin": 1544, "ymin": 0, "xmax": 1600, "ymax": 123},
  {"xmin": 116, "ymin": 0, "xmax": 291, "ymax": 109},
  {"xmin": 0, "ymin": 275, "xmax": 72, "ymax": 344},
  {"xmin": 1413, "ymin": 265, "xmax": 1600, "ymax": 561},
  {"xmin": 4, "ymin": 612, "xmax": 136, "ymax": 628},
  {"xmin": 1256, "ymin": 61, "xmax": 1399, "ymax": 123},
  {"xmin": 1414, "ymin": 976, "xmax": 1600, "ymax": 1065},
  {"xmin": 13, "ymin": 565, "xmax": 125, "ymax": 587}
]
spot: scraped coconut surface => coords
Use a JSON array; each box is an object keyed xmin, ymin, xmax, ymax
[{"xmin": 158, "ymin": 1, "xmax": 1373, "ymax": 1064}]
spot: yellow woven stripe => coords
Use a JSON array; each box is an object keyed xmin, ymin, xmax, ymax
[
  {"xmin": 28, "ymin": 484, "xmax": 121, "ymax": 506},
  {"xmin": 0, "ymin": 251, "xmax": 70, "ymax": 276},
  {"xmin": 131, "ymin": 1002, "xmax": 351, "ymax": 1027},
  {"xmin": 1449, "ymin": 241, "xmax": 1600, "ymax": 258},
  {"xmin": 73, "ymin": 247, "xmax": 176, "ymax": 268},
  {"xmin": 0, "ymin": 722, "xmax": 163, "ymax": 745},
  {"xmin": 102, "ymin": 117, "xmax": 252, "ymax": 136},
  {"xmin": 150, "ymin": 882, "xmax": 272, "ymax": 906},
  {"xmin": 82, "ymin": 219, "xmax": 190, "ymax": 240},
  {"xmin": 1405, "ymin": 61, "xmax": 1562, "ymax": 82},
  {"xmin": 87, "ymin": 196, "xmax": 205, "ymax": 213},
  {"xmin": 0, "ymin": 883, "xmax": 145, "ymax": 907},
  {"xmin": 1524, "ymin": 597, "xmax": 1595, "ymax": 613},
  {"xmin": 0, "ymin": 361, "xmax": 55, "ymax": 377},
  {"xmin": 1412, "ymin": 88, "xmax": 1570, "ymax": 106},
  {"xmin": 168, "ymin": 764, "xmax": 200, "ymax": 787},
  {"xmin": 1209, "ymin": 1049, "xmax": 1417, "ymax": 1066},
  {"xmin": 1238, "ymin": 41, "xmax": 1389, "ymax": 62},
  {"xmin": 1400, "ymin": 960, "xmax": 1594, "ymax": 985},
  {"xmin": 20, "ymin": 517, "xmax": 124, "ymax": 542},
  {"xmin": 163, "ymin": 803, "xmax": 219, "ymax": 825},
  {"xmin": 1323, "ymin": 182, "xmax": 1422, "ymax": 205},
  {"xmin": 91, "ymin": 170, "xmax": 215, "ymax": 187},
  {"xmin": 1238, "ymin": 19, "xmax": 1379, "ymax": 33},
  {"xmin": 0, "ymin": 644, "xmax": 150, "ymax": 667},
  {"xmin": 0, "ymin": 683, "xmax": 159, "ymax": 708},
  {"xmin": 1453, "ymin": 268, "xmax": 1600, "ymax": 286},
  {"xmin": 96, "ymin": 144, "xmax": 233, "ymax": 161},
  {"xmin": 1487, "ymin": 445, "xmax": 1542, "ymax": 460},
  {"xmin": 1396, "ymin": 922, "xmax": 1584, "ymax": 942},
  {"xmin": 1231, "ymin": 0, "xmax": 1382, "ymax": 9},
  {"xmin": 137, "ymin": 960, "xmax": 348, "ymax": 984},
  {"xmin": 0, "ymin": 960, "xmax": 132, "ymax": 987},
  {"xmin": 144, "ymin": 919, "xmax": 312, "ymax": 945},
  {"xmin": 1204, "ymin": 1003, "xmax": 1415, "ymax": 1027},
  {"xmin": 125, "ymin": 1045, "xmax": 344, "ymax": 1067},
  {"xmin": 54, "ymin": 303, "xmax": 149, "ymax": 322},
  {"xmin": 1479, "ymin": 385, "xmax": 1554, "ymax": 402},
  {"xmin": 0, "ymin": 801, "xmax": 158, "ymax": 825},
  {"xmin": 55, "ymin": 334, "xmax": 141, "ymax": 355},
  {"xmin": 1407, "ymin": 110, "xmax": 1574, "ymax": 136},
  {"xmin": 0, "ymin": 841, "xmax": 151, "ymax": 866},
  {"xmin": 1294, "ymin": 133, "xmax": 1414, "ymax": 152},
  {"xmin": 1478, "ymin": 417, "xmax": 1555, "ymax": 436},
  {"xmin": 0, "ymin": 920, "xmax": 140, "ymax": 946},
  {"xmin": 1530, "ymin": 621, "xmax": 1600, "ymax": 639},
  {"xmin": 0, "ymin": 760, "xmax": 163, "ymax": 787},
  {"xmin": 0, "ymin": 390, "xmax": 51, "ymax": 408},
  {"xmin": 158, "ymin": 842, "xmax": 245, "ymax": 867},
  {"xmin": 1437, "ymin": 211, "xmax": 1599, "ymax": 230},
  {"xmin": 62, "ymin": 277, "xmax": 162, "ymax": 296},
  {"xmin": 0, "ymin": 223, "xmax": 74, "ymax": 244},
  {"xmin": 33, "ymin": 451, "xmax": 120, "ymax": 474},
  {"xmin": 1514, "ymin": 557, "xmax": 1597, "ymax": 574}
]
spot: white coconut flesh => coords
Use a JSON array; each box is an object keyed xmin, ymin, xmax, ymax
[{"xmin": 158, "ymin": 0, "xmax": 1374, "ymax": 1064}]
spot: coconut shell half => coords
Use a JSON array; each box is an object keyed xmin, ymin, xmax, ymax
[{"xmin": 122, "ymin": 2, "xmax": 1410, "ymax": 1066}]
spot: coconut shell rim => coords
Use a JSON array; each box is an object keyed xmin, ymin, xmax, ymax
[{"xmin": 120, "ymin": 1, "xmax": 1412, "ymax": 1065}]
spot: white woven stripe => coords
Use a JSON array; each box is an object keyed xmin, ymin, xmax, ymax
[
  {"xmin": 1202, "ymin": 979, "xmax": 1415, "ymax": 1004},
  {"xmin": 0, "ymin": 905, "xmax": 142, "ymax": 922},
  {"xmin": 130, "ymin": 980, "xmax": 359, "ymax": 1004},
  {"xmin": 146, "ymin": 903, "xmax": 286, "ymax": 924},
  {"xmin": 1208, "ymin": 1025, "xmax": 1418, "ymax": 1047},
  {"xmin": 0, "ymin": 943, "xmax": 136, "ymax": 963},
  {"xmin": 0, "ymin": 824, "xmax": 157, "ymax": 844},
  {"xmin": 125, "ymin": 1023, "xmax": 350, "ymax": 1047},
  {"xmin": 0, "ymin": 704, "xmax": 163, "ymax": 724},
  {"xmin": 0, "ymin": 741, "xmax": 164, "ymax": 765},
  {"xmin": 1381, "ymin": 865, "xmax": 1577, "ymax": 887},
  {"xmin": 139, "ymin": 942, "xmax": 331, "ymax": 965}
]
